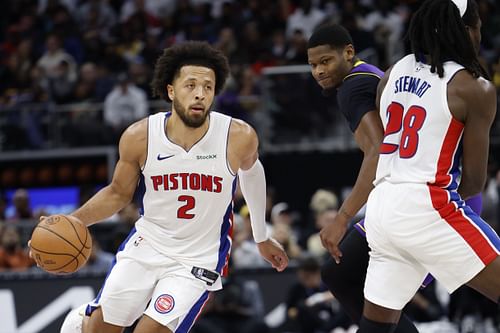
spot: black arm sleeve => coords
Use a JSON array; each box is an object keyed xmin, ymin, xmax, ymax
[{"xmin": 336, "ymin": 75, "xmax": 380, "ymax": 132}]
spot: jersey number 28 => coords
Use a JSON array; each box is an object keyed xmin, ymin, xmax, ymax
[{"xmin": 380, "ymin": 102, "xmax": 426, "ymax": 158}]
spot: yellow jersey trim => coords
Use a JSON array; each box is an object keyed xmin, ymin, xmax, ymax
[{"xmin": 343, "ymin": 60, "xmax": 382, "ymax": 81}]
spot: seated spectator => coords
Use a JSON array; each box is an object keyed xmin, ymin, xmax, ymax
[
  {"xmin": 74, "ymin": 62, "xmax": 114, "ymax": 102},
  {"xmin": 37, "ymin": 34, "xmax": 77, "ymax": 81},
  {"xmin": 0, "ymin": 39, "xmax": 34, "ymax": 97},
  {"xmin": 360, "ymin": 0, "xmax": 404, "ymax": 67},
  {"xmin": 306, "ymin": 209, "xmax": 337, "ymax": 258},
  {"xmin": 76, "ymin": 0, "xmax": 117, "ymax": 43},
  {"xmin": 271, "ymin": 223, "xmax": 302, "ymax": 260},
  {"xmin": 270, "ymin": 202, "xmax": 302, "ymax": 259},
  {"xmin": 48, "ymin": 59, "xmax": 77, "ymax": 103},
  {"xmin": 103, "ymin": 72, "xmax": 148, "ymax": 141},
  {"xmin": 8, "ymin": 189, "xmax": 33, "ymax": 221},
  {"xmin": 285, "ymin": 0, "xmax": 326, "ymax": 39},
  {"xmin": 128, "ymin": 60, "xmax": 152, "ymax": 98},
  {"xmin": 214, "ymin": 27, "xmax": 238, "ymax": 60},
  {"xmin": 0, "ymin": 225, "xmax": 34, "ymax": 271},
  {"xmin": 283, "ymin": 255, "xmax": 350, "ymax": 333},
  {"xmin": 114, "ymin": 26, "xmax": 145, "ymax": 65},
  {"xmin": 270, "ymin": 202, "xmax": 293, "ymax": 227},
  {"xmin": 300, "ymin": 189, "xmax": 339, "ymax": 256},
  {"xmin": 238, "ymin": 66, "xmax": 261, "ymax": 112},
  {"xmin": 285, "ymin": 29, "xmax": 309, "ymax": 64}
]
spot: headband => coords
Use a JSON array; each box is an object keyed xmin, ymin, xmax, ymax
[{"xmin": 451, "ymin": 0, "xmax": 467, "ymax": 17}]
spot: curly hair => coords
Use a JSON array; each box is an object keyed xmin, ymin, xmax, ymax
[{"xmin": 151, "ymin": 41, "xmax": 230, "ymax": 102}]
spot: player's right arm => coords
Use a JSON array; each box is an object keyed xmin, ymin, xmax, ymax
[
  {"xmin": 71, "ymin": 119, "xmax": 148, "ymax": 227},
  {"xmin": 450, "ymin": 73, "xmax": 497, "ymax": 199}
]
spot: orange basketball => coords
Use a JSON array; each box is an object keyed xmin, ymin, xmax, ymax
[{"xmin": 30, "ymin": 215, "xmax": 92, "ymax": 274}]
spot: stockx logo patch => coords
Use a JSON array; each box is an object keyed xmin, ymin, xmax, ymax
[
  {"xmin": 197, "ymin": 154, "xmax": 217, "ymax": 160},
  {"xmin": 154, "ymin": 294, "xmax": 175, "ymax": 314}
]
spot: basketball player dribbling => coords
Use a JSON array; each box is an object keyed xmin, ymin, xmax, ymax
[
  {"xmin": 359, "ymin": 0, "xmax": 500, "ymax": 332},
  {"xmin": 307, "ymin": 14, "xmax": 484, "ymax": 333},
  {"xmin": 43, "ymin": 41, "xmax": 289, "ymax": 333}
]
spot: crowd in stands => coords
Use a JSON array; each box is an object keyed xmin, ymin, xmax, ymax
[
  {"xmin": 1, "ymin": 0, "xmax": 500, "ymax": 332},
  {"xmin": 1, "ymin": 0, "xmax": 500, "ymax": 149}
]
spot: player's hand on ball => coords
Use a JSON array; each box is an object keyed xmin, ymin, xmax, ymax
[
  {"xmin": 27, "ymin": 240, "xmax": 36, "ymax": 266},
  {"xmin": 28, "ymin": 216, "xmax": 48, "ymax": 265},
  {"xmin": 257, "ymin": 237, "xmax": 289, "ymax": 272},
  {"xmin": 29, "ymin": 214, "xmax": 92, "ymax": 274}
]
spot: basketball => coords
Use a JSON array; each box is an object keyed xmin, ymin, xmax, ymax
[{"xmin": 30, "ymin": 215, "xmax": 92, "ymax": 274}]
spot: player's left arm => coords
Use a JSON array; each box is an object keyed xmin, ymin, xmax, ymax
[
  {"xmin": 458, "ymin": 77, "xmax": 497, "ymax": 199},
  {"xmin": 228, "ymin": 119, "xmax": 289, "ymax": 272}
]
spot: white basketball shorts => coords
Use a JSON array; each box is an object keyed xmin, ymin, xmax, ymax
[
  {"xmin": 86, "ymin": 228, "xmax": 211, "ymax": 332},
  {"xmin": 364, "ymin": 181, "xmax": 499, "ymax": 310}
]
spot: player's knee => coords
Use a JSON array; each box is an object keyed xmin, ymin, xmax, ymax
[
  {"xmin": 84, "ymin": 313, "xmax": 99, "ymax": 333},
  {"xmin": 83, "ymin": 307, "xmax": 99, "ymax": 333}
]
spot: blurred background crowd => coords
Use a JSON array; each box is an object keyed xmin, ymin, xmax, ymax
[{"xmin": 1, "ymin": 0, "xmax": 500, "ymax": 332}]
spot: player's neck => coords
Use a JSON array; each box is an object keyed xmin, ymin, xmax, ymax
[
  {"xmin": 349, "ymin": 57, "xmax": 359, "ymax": 70},
  {"xmin": 165, "ymin": 113, "xmax": 210, "ymax": 151},
  {"xmin": 341, "ymin": 57, "xmax": 358, "ymax": 80}
]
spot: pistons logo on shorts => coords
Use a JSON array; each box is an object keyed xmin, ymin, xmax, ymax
[{"xmin": 154, "ymin": 294, "xmax": 175, "ymax": 314}]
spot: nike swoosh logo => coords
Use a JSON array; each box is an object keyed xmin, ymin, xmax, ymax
[{"xmin": 157, "ymin": 154, "xmax": 174, "ymax": 161}]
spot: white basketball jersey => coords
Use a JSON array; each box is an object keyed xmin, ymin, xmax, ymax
[
  {"xmin": 135, "ymin": 111, "xmax": 237, "ymax": 274},
  {"xmin": 376, "ymin": 54, "xmax": 465, "ymax": 189}
]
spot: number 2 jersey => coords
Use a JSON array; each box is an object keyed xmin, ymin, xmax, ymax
[
  {"xmin": 135, "ymin": 111, "xmax": 237, "ymax": 277},
  {"xmin": 376, "ymin": 54, "xmax": 465, "ymax": 190}
]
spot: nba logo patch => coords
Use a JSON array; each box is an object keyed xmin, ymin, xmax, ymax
[{"xmin": 154, "ymin": 294, "xmax": 175, "ymax": 314}]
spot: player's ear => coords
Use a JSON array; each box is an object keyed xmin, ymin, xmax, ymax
[
  {"xmin": 343, "ymin": 44, "xmax": 355, "ymax": 62},
  {"xmin": 167, "ymin": 84, "xmax": 174, "ymax": 101}
]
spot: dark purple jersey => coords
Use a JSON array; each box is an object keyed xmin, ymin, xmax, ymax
[{"xmin": 336, "ymin": 60, "xmax": 384, "ymax": 132}]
